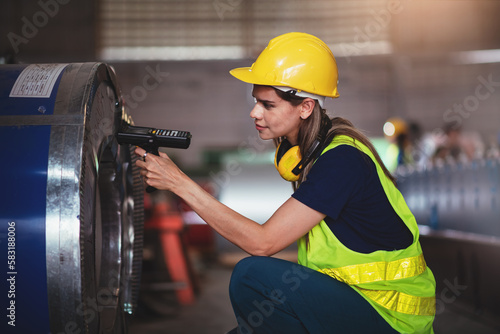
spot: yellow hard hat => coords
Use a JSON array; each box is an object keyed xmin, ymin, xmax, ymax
[{"xmin": 230, "ymin": 32, "xmax": 339, "ymax": 99}]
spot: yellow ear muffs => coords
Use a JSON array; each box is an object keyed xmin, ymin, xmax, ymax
[
  {"xmin": 274, "ymin": 140, "xmax": 302, "ymax": 182},
  {"xmin": 273, "ymin": 117, "xmax": 334, "ymax": 182}
]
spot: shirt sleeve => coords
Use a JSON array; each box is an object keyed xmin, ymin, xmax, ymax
[{"xmin": 291, "ymin": 145, "xmax": 369, "ymax": 220}]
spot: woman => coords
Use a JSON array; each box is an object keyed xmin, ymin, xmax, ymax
[{"xmin": 135, "ymin": 32, "xmax": 436, "ymax": 333}]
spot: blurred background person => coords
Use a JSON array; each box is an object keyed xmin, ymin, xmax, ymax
[
  {"xmin": 382, "ymin": 117, "xmax": 424, "ymax": 171},
  {"xmin": 431, "ymin": 123, "xmax": 484, "ymax": 164}
]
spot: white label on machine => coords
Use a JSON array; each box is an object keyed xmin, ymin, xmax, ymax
[{"xmin": 9, "ymin": 64, "xmax": 68, "ymax": 98}]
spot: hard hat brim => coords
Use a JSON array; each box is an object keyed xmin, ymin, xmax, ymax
[{"xmin": 229, "ymin": 67, "xmax": 278, "ymax": 86}]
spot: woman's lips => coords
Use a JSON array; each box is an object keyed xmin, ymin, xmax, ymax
[{"xmin": 255, "ymin": 124, "xmax": 266, "ymax": 131}]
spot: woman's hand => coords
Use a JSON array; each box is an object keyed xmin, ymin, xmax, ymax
[{"xmin": 134, "ymin": 147, "xmax": 185, "ymax": 192}]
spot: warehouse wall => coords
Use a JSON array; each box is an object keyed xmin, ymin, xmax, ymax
[{"xmin": 0, "ymin": 0, "xmax": 97, "ymax": 63}]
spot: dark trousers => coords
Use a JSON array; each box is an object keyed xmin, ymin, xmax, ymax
[{"xmin": 228, "ymin": 256, "xmax": 398, "ymax": 334}]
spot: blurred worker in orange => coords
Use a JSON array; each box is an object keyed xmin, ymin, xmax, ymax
[{"xmin": 135, "ymin": 32, "xmax": 436, "ymax": 333}]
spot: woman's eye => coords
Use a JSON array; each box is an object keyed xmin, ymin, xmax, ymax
[{"xmin": 253, "ymin": 97, "xmax": 273, "ymax": 109}]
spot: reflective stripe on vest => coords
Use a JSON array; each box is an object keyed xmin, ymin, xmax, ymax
[
  {"xmin": 358, "ymin": 288, "xmax": 436, "ymax": 316},
  {"xmin": 318, "ymin": 252, "xmax": 435, "ymax": 316},
  {"xmin": 318, "ymin": 254, "xmax": 426, "ymax": 285}
]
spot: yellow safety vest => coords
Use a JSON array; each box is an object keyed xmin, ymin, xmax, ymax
[{"xmin": 297, "ymin": 135, "xmax": 436, "ymax": 334}]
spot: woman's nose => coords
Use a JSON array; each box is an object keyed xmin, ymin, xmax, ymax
[{"xmin": 250, "ymin": 104, "xmax": 262, "ymax": 119}]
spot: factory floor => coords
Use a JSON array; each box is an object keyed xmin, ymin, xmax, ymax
[
  {"xmin": 128, "ymin": 250, "xmax": 500, "ymax": 334},
  {"xmin": 129, "ymin": 264, "xmax": 236, "ymax": 334}
]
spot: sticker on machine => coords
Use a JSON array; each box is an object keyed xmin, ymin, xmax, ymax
[{"xmin": 9, "ymin": 64, "xmax": 68, "ymax": 98}]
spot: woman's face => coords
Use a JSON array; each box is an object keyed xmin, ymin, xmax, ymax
[{"xmin": 250, "ymin": 85, "xmax": 303, "ymax": 145}]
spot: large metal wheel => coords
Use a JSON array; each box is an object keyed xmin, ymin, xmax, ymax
[{"xmin": 0, "ymin": 63, "xmax": 144, "ymax": 334}]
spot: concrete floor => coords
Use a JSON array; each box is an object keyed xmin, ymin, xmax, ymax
[
  {"xmin": 128, "ymin": 252, "xmax": 500, "ymax": 334},
  {"xmin": 129, "ymin": 265, "xmax": 237, "ymax": 334}
]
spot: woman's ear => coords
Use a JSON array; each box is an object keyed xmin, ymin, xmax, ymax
[{"xmin": 299, "ymin": 98, "xmax": 316, "ymax": 120}]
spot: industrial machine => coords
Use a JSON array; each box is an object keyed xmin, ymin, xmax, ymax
[{"xmin": 0, "ymin": 63, "xmax": 144, "ymax": 334}]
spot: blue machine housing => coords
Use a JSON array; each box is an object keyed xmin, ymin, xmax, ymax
[
  {"xmin": 0, "ymin": 63, "xmax": 144, "ymax": 334},
  {"xmin": 0, "ymin": 64, "xmax": 63, "ymax": 333}
]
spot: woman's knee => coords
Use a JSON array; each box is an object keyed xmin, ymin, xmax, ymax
[
  {"xmin": 229, "ymin": 256, "xmax": 269, "ymax": 301},
  {"xmin": 229, "ymin": 257, "xmax": 259, "ymax": 290}
]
